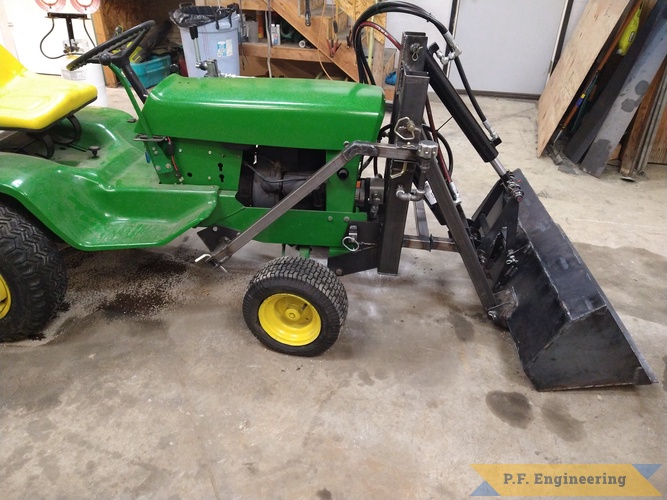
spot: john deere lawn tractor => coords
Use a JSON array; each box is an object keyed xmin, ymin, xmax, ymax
[{"xmin": 0, "ymin": 2, "xmax": 655, "ymax": 390}]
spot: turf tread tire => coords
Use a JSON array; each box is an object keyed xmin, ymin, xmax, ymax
[
  {"xmin": 243, "ymin": 256, "xmax": 348, "ymax": 356},
  {"xmin": 0, "ymin": 203, "xmax": 67, "ymax": 341}
]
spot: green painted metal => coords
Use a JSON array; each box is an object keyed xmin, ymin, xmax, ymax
[
  {"xmin": 0, "ymin": 108, "xmax": 217, "ymax": 250},
  {"xmin": 172, "ymin": 138, "xmax": 243, "ymax": 190},
  {"xmin": 0, "ymin": 71, "xmax": 384, "ymax": 254},
  {"xmin": 110, "ymin": 64, "xmax": 183, "ymax": 184},
  {"xmin": 201, "ymin": 191, "xmax": 365, "ymax": 248},
  {"xmin": 142, "ymin": 75, "xmax": 385, "ymax": 151},
  {"xmin": 0, "ymin": 105, "xmax": 365, "ymax": 253}
]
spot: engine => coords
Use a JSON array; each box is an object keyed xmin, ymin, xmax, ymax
[{"xmin": 237, "ymin": 146, "xmax": 326, "ymax": 210}]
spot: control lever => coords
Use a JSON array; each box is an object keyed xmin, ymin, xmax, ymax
[{"xmin": 189, "ymin": 25, "xmax": 219, "ymax": 77}]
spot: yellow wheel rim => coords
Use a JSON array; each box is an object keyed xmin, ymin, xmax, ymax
[
  {"xmin": 258, "ymin": 293, "xmax": 321, "ymax": 346},
  {"xmin": 0, "ymin": 274, "xmax": 11, "ymax": 319}
]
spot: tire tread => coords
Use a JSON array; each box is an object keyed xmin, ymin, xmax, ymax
[
  {"xmin": 0, "ymin": 204, "xmax": 67, "ymax": 341},
  {"xmin": 243, "ymin": 256, "xmax": 348, "ymax": 356}
]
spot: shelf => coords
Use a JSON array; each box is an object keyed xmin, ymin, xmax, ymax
[
  {"xmin": 238, "ymin": 0, "xmax": 270, "ymax": 10},
  {"xmin": 242, "ymin": 41, "xmax": 328, "ymax": 63}
]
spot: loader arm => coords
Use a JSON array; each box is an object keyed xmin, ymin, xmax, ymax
[{"xmin": 413, "ymin": 30, "xmax": 656, "ymax": 390}]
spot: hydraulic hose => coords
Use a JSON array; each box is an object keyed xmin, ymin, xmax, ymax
[{"xmin": 351, "ymin": 1, "xmax": 489, "ymax": 124}]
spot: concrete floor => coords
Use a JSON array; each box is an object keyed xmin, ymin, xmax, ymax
[{"xmin": 1, "ymin": 84, "xmax": 666, "ymax": 500}]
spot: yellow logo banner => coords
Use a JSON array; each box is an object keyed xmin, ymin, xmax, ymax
[{"xmin": 471, "ymin": 464, "xmax": 662, "ymax": 497}]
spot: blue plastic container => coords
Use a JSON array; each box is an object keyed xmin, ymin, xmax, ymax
[{"xmin": 131, "ymin": 54, "xmax": 171, "ymax": 88}]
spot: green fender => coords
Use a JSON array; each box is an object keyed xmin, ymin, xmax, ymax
[
  {"xmin": 0, "ymin": 152, "xmax": 219, "ymax": 250},
  {"xmin": 0, "ymin": 108, "xmax": 219, "ymax": 250}
]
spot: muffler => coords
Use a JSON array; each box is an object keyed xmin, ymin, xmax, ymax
[{"xmin": 472, "ymin": 169, "xmax": 657, "ymax": 391}]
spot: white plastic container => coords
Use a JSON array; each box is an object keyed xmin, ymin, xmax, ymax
[
  {"xmin": 61, "ymin": 41, "xmax": 108, "ymax": 107},
  {"xmin": 179, "ymin": 14, "xmax": 241, "ymax": 77}
]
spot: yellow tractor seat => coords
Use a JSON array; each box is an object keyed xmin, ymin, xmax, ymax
[{"xmin": 0, "ymin": 44, "xmax": 97, "ymax": 132}]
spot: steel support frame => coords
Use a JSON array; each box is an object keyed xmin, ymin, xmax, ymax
[
  {"xmin": 197, "ymin": 141, "xmax": 421, "ymax": 266},
  {"xmin": 377, "ymin": 32, "xmax": 431, "ymax": 275}
]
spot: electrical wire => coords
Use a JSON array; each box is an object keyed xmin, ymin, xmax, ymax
[
  {"xmin": 166, "ymin": 138, "xmax": 183, "ymax": 181},
  {"xmin": 437, "ymin": 116, "xmax": 453, "ymax": 132},
  {"xmin": 425, "ymin": 98, "xmax": 453, "ymax": 180},
  {"xmin": 360, "ymin": 123, "xmax": 392, "ymax": 177}
]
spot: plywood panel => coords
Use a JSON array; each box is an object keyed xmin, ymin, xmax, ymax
[{"xmin": 536, "ymin": 0, "xmax": 631, "ymax": 156}]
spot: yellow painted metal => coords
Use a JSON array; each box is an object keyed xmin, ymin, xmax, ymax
[
  {"xmin": 258, "ymin": 293, "xmax": 321, "ymax": 346},
  {"xmin": 0, "ymin": 274, "xmax": 12, "ymax": 319},
  {"xmin": 0, "ymin": 45, "xmax": 97, "ymax": 131}
]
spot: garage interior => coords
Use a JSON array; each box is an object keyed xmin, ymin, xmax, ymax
[{"xmin": 0, "ymin": 0, "xmax": 665, "ymax": 498}]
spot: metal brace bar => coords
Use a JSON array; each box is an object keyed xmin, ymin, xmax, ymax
[
  {"xmin": 402, "ymin": 235, "xmax": 456, "ymax": 252},
  {"xmin": 413, "ymin": 199, "xmax": 430, "ymax": 238},
  {"xmin": 197, "ymin": 141, "xmax": 421, "ymax": 266},
  {"xmin": 424, "ymin": 157, "xmax": 497, "ymax": 310}
]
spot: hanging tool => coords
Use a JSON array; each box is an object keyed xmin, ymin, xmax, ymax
[
  {"xmin": 327, "ymin": 38, "xmax": 341, "ymax": 58},
  {"xmin": 305, "ymin": 0, "xmax": 311, "ymax": 27},
  {"xmin": 332, "ymin": 0, "xmax": 339, "ymax": 34}
]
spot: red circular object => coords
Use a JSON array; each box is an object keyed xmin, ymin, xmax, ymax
[
  {"xmin": 70, "ymin": 0, "xmax": 100, "ymax": 14},
  {"xmin": 34, "ymin": 0, "xmax": 66, "ymax": 12}
]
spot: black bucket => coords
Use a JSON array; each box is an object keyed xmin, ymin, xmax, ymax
[{"xmin": 472, "ymin": 169, "xmax": 656, "ymax": 391}]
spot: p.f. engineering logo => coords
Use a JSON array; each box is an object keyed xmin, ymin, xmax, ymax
[{"xmin": 471, "ymin": 464, "xmax": 662, "ymax": 496}]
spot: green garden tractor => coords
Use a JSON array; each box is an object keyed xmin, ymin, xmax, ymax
[{"xmin": 0, "ymin": 3, "xmax": 656, "ymax": 390}]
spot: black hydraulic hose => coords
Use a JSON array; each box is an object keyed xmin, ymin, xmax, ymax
[
  {"xmin": 424, "ymin": 48, "xmax": 498, "ymax": 163},
  {"xmin": 361, "ymin": 122, "xmax": 454, "ymax": 178},
  {"xmin": 352, "ymin": 1, "xmax": 450, "ymax": 44},
  {"xmin": 453, "ymin": 56, "xmax": 487, "ymax": 123},
  {"xmin": 360, "ymin": 123, "xmax": 392, "ymax": 176},
  {"xmin": 422, "ymin": 124, "xmax": 454, "ymax": 178},
  {"xmin": 352, "ymin": 2, "xmax": 449, "ymax": 84},
  {"xmin": 351, "ymin": 1, "xmax": 489, "ymax": 124}
]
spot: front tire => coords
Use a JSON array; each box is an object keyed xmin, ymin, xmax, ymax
[
  {"xmin": 0, "ymin": 203, "xmax": 67, "ymax": 341},
  {"xmin": 243, "ymin": 256, "xmax": 348, "ymax": 356}
]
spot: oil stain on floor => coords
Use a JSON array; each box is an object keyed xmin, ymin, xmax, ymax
[{"xmin": 485, "ymin": 390, "xmax": 534, "ymax": 429}]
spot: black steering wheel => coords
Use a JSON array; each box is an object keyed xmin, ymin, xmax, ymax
[{"xmin": 66, "ymin": 21, "xmax": 155, "ymax": 71}]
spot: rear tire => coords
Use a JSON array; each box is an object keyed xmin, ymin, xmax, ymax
[
  {"xmin": 0, "ymin": 203, "xmax": 67, "ymax": 341},
  {"xmin": 243, "ymin": 256, "xmax": 348, "ymax": 356}
]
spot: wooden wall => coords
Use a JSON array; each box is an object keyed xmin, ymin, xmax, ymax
[{"xmin": 98, "ymin": 0, "xmax": 183, "ymax": 33}]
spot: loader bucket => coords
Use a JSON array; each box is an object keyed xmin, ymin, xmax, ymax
[{"xmin": 473, "ymin": 169, "xmax": 656, "ymax": 391}]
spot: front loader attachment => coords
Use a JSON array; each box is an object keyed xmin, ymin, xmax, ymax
[
  {"xmin": 407, "ymin": 35, "xmax": 657, "ymax": 390},
  {"xmin": 472, "ymin": 170, "xmax": 657, "ymax": 390}
]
